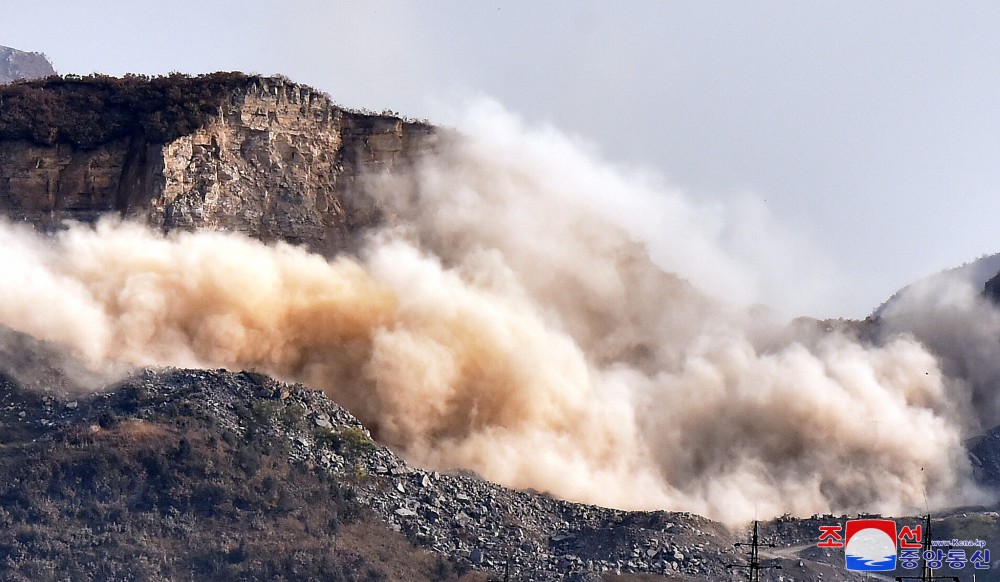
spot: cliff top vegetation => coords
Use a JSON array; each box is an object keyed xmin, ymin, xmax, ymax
[{"xmin": 0, "ymin": 72, "xmax": 264, "ymax": 149}]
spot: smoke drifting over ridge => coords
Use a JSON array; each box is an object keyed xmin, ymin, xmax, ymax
[
  {"xmin": 879, "ymin": 273, "xmax": 1000, "ymax": 435},
  {"xmin": 0, "ymin": 102, "xmax": 992, "ymax": 524}
]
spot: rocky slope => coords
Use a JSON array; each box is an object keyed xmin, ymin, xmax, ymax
[
  {"xmin": 5, "ymin": 354, "xmax": 995, "ymax": 581},
  {"xmin": 0, "ymin": 45, "xmax": 55, "ymax": 84},
  {"xmin": 0, "ymin": 73, "xmax": 433, "ymax": 253},
  {"xmin": 0, "ymin": 358, "xmax": 837, "ymax": 581}
]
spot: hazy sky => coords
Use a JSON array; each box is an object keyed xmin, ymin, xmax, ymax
[{"xmin": 4, "ymin": 1, "xmax": 1000, "ymax": 318}]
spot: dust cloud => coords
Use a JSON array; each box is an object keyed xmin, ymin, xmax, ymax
[
  {"xmin": 878, "ymin": 273, "xmax": 1000, "ymax": 435},
  {"xmin": 0, "ymin": 102, "xmax": 991, "ymax": 525}
]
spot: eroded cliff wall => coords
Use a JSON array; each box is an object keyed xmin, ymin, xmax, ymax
[{"xmin": 0, "ymin": 75, "xmax": 434, "ymax": 253}]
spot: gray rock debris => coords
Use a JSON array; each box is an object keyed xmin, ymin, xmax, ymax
[{"xmin": 33, "ymin": 367, "xmax": 887, "ymax": 582}]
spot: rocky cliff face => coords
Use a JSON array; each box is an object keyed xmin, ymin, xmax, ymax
[
  {"xmin": 0, "ymin": 75, "xmax": 434, "ymax": 253},
  {"xmin": 0, "ymin": 45, "xmax": 55, "ymax": 83}
]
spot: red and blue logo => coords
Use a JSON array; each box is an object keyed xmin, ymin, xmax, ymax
[
  {"xmin": 844, "ymin": 519, "xmax": 897, "ymax": 571},
  {"xmin": 818, "ymin": 517, "xmax": 990, "ymax": 572}
]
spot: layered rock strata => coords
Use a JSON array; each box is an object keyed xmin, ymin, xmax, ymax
[{"xmin": 0, "ymin": 76, "xmax": 434, "ymax": 253}]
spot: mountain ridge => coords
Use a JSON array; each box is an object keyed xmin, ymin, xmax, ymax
[{"xmin": 0, "ymin": 45, "xmax": 55, "ymax": 84}]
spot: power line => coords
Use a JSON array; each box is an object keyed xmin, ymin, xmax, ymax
[
  {"xmin": 726, "ymin": 520, "xmax": 782, "ymax": 582},
  {"xmin": 895, "ymin": 514, "xmax": 958, "ymax": 582}
]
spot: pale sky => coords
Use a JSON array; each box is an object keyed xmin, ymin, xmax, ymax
[{"xmin": 4, "ymin": 1, "xmax": 1000, "ymax": 318}]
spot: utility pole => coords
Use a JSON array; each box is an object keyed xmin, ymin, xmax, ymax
[
  {"xmin": 895, "ymin": 514, "xmax": 958, "ymax": 582},
  {"xmin": 726, "ymin": 520, "xmax": 782, "ymax": 582}
]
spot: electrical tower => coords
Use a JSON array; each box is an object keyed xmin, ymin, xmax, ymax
[
  {"xmin": 726, "ymin": 520, "xmax": 782, "ymax": 582},
  {"xmin": 895, "ymin": 514, "xmax": 958, "ymax": 582}
]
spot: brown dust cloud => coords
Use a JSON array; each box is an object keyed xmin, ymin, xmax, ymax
[{"xmin": 0, "ymin": 102, "xmax": 994, "ymax": 525}]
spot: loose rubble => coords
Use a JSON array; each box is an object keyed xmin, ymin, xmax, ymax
[{"xmin": 2, "ymin": 367, "xmax": 996, "ymax": 581}]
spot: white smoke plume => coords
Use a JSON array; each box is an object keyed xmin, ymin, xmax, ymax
[{"xmin": 0, "ymin": 101, "xmax": 990, "ymax": 525}]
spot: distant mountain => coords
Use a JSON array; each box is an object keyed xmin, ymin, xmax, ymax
[
  {"xmin": 0, "ymin": 45, "xmax": 55, "ymax": 83},
  {"xmin": 872, "ymin": 252, "xmax": 1000, "ymax": 317}
]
